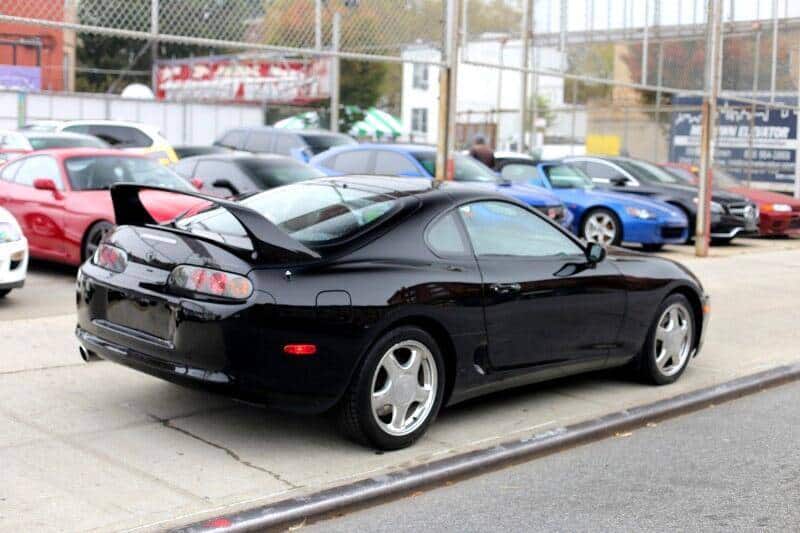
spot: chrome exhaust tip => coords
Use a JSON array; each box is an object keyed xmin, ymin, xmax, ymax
[{"xmin": 79, "ymin": 346, "xmax": 99, "ymax": 363}]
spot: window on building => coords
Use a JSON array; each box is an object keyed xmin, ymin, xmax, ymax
[
  {"xmin": 412, "ymin": 64, "xmax": 429, "ymax": 90},
  {"xmin": 411, "ymin": 108, "xmax": 428, "ymax": 134}
]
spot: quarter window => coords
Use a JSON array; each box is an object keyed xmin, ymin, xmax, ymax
[
  {"xmin": 458, "ymin": 201, "xmax": 582, "ymax": 258},
  {"xmin": 427, "ymin": 212, "xmax": 468, "ymax": 257},
  {"xmin": 373, "ymin": 151, "xmax": 418, "ymax": 175},
  {"xmin": 218, "ymin": 130, "xmax": 246, "ymax": 149}
]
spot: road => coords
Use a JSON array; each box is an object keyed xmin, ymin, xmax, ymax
[
  {"xmin": 1, "ymin": 237, "xmax": 800, "ymax": 531},
  {"xmin": 305, "ymin": 380, "xmax": 800, "ymax": 532}
]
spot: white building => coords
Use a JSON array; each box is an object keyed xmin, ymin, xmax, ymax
[{"xmin": 401, "ymin": 39, "xmax": 583, "ymax": 150}]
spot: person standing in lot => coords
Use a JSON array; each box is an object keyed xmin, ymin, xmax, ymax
[{"xmin": 469, "ymin": 134, "xmax": 495, "ymax": 168}]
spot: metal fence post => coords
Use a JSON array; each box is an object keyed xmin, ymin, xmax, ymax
[
  {"xmin": 696, "ymin": 0, "xmax": 722, "ymax": 258},
  {"xmin": 435, "ymin": 0, "xmax": 460, "ymax": 182},
  {"xmin": 795, "ymin": 45, "xmax": 800, "ymax": 199},
  {"xmin": 330, "ymin": 12, "xmax": 340, "ymax": 133},
  {"xmin": 770, "ymin": 0, "xmax": 778, "ymax": 103},
  {"xmin": 151, "ymin": 0, "xmax": 159, "ymax": 91},
  {"xmin": 519, "ymin": 0, "xmax": 532, "ymax": 151},
  {"xmin": 16, "ymin": 92, "xmax": 26, "ymax": 128},
  {"xmin": 315, "ymin": 0, "xmax": 322, "ymax": 51}
]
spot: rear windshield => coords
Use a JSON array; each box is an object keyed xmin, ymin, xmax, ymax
[
  {"xmin": 177, "ymin": 182, "xmax": 398, "ymax": 246},
  {"xmin": 239, "ymin": 158, "xmax": 325, "ymax": 187},
  {"xmin": 27, "ymin": 135, "xmax": 108, "ymax": 150},
  {"xmin": 65, "ymin": 156, "xmax": 193, "ymax": 191},
  {"xmin": 300, "ymin": 134, "xmax": 355, "ymax": 155}
]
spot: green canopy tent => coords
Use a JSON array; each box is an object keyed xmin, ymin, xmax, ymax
[{"xmin": 273, "ymin": 107, "xmax": 406, "ymax": 140}]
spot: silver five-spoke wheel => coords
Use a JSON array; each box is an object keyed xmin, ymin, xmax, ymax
[
  {"xmin": 583, "ymin": 210, "xmax": 619, "ymax": 246},
  {"xmin": 654, "ymin": 303, "xmax": 693, "ymax": 377},
  {"xmin": 370, "ymin": 340, "xmax": 437, "ymax": 437}
]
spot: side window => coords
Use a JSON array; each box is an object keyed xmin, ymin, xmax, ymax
[
  {"xmin": 427, "ymin": 212, "xmax": 468, "ymax": 257},
  {"xmin": 14, "ymin": 156, "xmax": 63, "ymax": 189},
  {"xmin": 331, "ymin": 150, "xmax": 372, "ymax": 174},
  {"xmin": 583, "ymin": 161, "xmax": 627, "ymax": 181},
  {"xmin": 274, "ymin": 134, "xmax": 300, "ymax": 156},
  {"xmin": 0, "ymin": 159, "xmax": 24, "ymax": 181},
  {"xmin": 195, "ymin": 160, "xmax": 252, "ymax": 194},
  {"xmin": 62, "ymin": 124, "xmax": 90, "ymax": 135},
  {"xmin": 373, "ymin": 151, "xmax": 418, "ymax": 175},
  {"xmin": 218, "ymin": 130, "xmax": 245, "ymax": 149},
  {"xmin": 244, "ymin": 132, "xmax": 273, "ymax": 153},
  {"xmin": 500, "ymin": 163, "xmax": 543, "ymax": 186},
  {"xmin": 171, "ymin": 158, "xmax": 197, "ymax": 178},
  {"xmin": 86, "ymin": 125, "xmax": 152, "ymax": 148},
  {"xmin": 458, "ymin": 201, "xmax": 582, "ymax": 258}
]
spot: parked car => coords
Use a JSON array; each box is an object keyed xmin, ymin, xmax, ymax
[
  {"xmin": 30, "ymin": 120, "xmax": 179, "ymax": 165},
  {"xmin": 495, "ymin": 155, "xmax": 688, "ymax": 250},
  {"xmin": 173, "ymin": 145, "xmax": 233, "ymax": 160},
  {"xmin": 310, "ymin": 144, "xmax": 573, "ymax": 229},
  {"xmin": 0, "ymin": 149, "xmax": 204, "ymax": 265},
  {"xmin": 661, "ymin": 163, "xmax": 800, "ymax": 237},
  {"xmin": 76, "ymin": 176, "xmax": 709, "ymax": 449},
  {"xmin": 0, "ymin": 206, "xmax": 28, "ymax": 297},
  {"xmin": 215, "ymin": 127, "xmax": 356, "ymax": 162},
  {"xmin": 0, "ymin": 130, "xmax": 108, "ymax": 163},
  {"xmin": 171, "ymin": 153, "xmax": 326, "ymax": 197},
  {"xmin": 565, "ymin": 156, "xmax": 759, "ymax": 243}
]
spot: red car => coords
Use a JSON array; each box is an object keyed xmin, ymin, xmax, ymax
[
  {"xmin": 0, "ymin": 148, "xmax": 205, "ymax": 265},
  {"xmin": 661, "ymin": 162, "xmax": 800, "ymax": 237}
]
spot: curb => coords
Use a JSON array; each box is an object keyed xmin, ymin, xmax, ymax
[{"xmin": 173, "ymin": 362, "xmax": 800, "ymax": 532}]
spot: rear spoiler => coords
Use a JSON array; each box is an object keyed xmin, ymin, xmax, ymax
[{"xmin": 110, "ymin": 183, "xmax": 320, "ymax": 263}]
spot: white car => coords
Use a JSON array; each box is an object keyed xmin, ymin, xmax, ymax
[
  {"xmin": 0, "ymin": 207, "xmax": 27, "ymax": 298},
  {"xmin": 22, "ymin": 120, "xmax": 178, "ymax": 165}
]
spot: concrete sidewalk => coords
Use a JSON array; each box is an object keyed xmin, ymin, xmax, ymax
[{"xmin": 1, "ymin": 240, "xmax": 799, "ymax": 531}]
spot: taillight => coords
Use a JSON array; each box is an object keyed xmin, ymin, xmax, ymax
[
  {"xmin": 93, "ymin": 244, "xmax": 128, "ymax": 273},
  {"xmin": 168, "ymin": 265, "xmax": 253, "ymax": 300}
]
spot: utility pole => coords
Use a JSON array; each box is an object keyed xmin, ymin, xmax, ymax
[
  {"xmin": 435, "ymin": 0, "xmax": 460, "ymax": 182},
  {"xmin": 330, "ymin": 12, "xmax": 340, "ymax": 133},
  {"xmin": 795, "ymin": 45, "xmax": 800, "ymax": 198},
  {"xmin": 315, "ymin": 0, "xmax": 323, "ymax": 51},
  {"xmin": 770, "ymin": 0, "xmax": 778, "ymax": 102},
  {"xmin": 696, "ymin": 0, "xmax": 723, "ymax": 257},
  {"xmin": 519, "ymin": 0, "xmax": 532, "ymax": 152}
]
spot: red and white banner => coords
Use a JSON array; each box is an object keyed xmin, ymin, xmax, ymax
[{"xmin": 156, "ymin": 56, "xmax": 331, "ymax": 104}]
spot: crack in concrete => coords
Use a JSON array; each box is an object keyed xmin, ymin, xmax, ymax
[
  {"xmin": 148, "ymin": 414, "xmax": 301, "ymax": 490},
  {"xmin": 0, "ymin": 363, "xmax": 84, "ymax": 376}
]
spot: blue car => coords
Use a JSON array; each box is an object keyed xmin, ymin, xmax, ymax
[
  {"xmin": 495, "ymin": 156, "xmax": 688, "ymax": 250},
  {"xmin": 310, "ymin": 144, "xmax": 574, "ymax": 229}
]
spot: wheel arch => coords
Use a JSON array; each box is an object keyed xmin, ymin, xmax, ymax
[
  {"xmin": 579, "ymin": 205, "xmax": 624, "ymax": 242},
  {"xmin": 666, "ymin": 284, "xmax": 704, "ymax": 349},
  {"xmin": 80, "ymin": 218, "xmax": 114, "ymax": 262},
  {"xmin": 361, "ymin": 315, "xmax": 458, "ymax": 407}
]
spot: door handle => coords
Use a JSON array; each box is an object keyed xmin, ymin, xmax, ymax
[{"xmin": 490, "ymin": 282, "xmax": 521, "ymax": 295}]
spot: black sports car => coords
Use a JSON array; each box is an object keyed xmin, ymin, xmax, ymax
[
  {"xmin": 565, "ymin": 156, "xmax": 759, "ymax": 243},
  {"xmin": 75, "ymin": 176, "xmax": 709, "ymax": 450}
]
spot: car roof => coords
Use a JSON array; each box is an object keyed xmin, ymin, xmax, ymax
[
  {"xmin": 233, "ymin": 126, "xmax": 348, "ymax": 137},
  {"xmin": 180, "ymin": 153, "xmax": 299, "ymax": 164},
  {"xmin": 14, "ymin": 148, "xmax": 147, "ymax": 160},
  {"xmin": 57, "ymin": 120, "xmax": 161, "ymax": 135},
  {"xmin": 20, "ymin": 131, "xmax": 101, "ymax": 140}
]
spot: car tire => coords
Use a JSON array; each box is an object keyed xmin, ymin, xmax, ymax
[
  {"xmin": 338, "ymin": 326, "xmax": 445, "ymax": 450},
  {"xmin": 0, "ymin": 289, "xmax": 9, "ymax": 298},
  {"xmin": 636, "ymin": 294, "xmax": 696, "ymax": 385},
  {"xmin": 581, "ymin": 208, "xmax": 622, "ymax": 246},
  {"xmin": 82, "ymin": 221, "xmax": 114, "ymax": 262},
  {"xmin": 641, "ymin": 243, "xmax": 664, "ymax": 252}
]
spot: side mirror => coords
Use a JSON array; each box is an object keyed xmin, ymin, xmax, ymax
[
  {"xmin": 585, "ymin": 242, "xmax": 607, "ymax": 264},
  {"xmin": 190, "ymin": 177, "xmax": 204, "ymax": 190},
  {"xmin": 33, "ymin": 177, "xmax": 63, "ymax": 199},
  {"xmin": 212, "ymin": 179, "xmax": 239, "ymax": 196},
  {"xmin": 609, "ymin": 176, "xmax": 629, "ymax": 186}
]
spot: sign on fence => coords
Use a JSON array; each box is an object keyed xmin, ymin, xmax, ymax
[{"xmin": 670, "ymin": 95, "xmax": 798, "ymax": 184}]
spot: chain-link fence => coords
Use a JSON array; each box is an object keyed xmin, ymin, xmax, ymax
[{"xmin": 1, "ymin": 0, "xmax": 799, "ymax": 249}]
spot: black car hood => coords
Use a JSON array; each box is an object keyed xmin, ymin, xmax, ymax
[{"xmin": 647, "ymin": 182, "xmax": 747, "ymax": 204}]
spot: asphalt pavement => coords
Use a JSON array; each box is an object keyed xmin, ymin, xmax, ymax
[{"xmin": 304, "ymin": 380, "xmax": 800, "ymax": 532}]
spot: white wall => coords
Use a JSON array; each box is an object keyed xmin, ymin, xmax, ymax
[
  {"xmin": 1, "ymin": 89, "xmax": 264, "ymax": 145},
  {"xmin": 401, "ymin": 41, "xmax": 566, "ymax": 149}
]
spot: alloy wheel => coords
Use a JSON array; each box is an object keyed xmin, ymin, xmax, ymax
[
  {"xmin": 654, "ymin": 303, "xmax": 693, "ymax": 377},
  {"xmin": 370, "ymin": 340, "xmax": 438, "ymax": 437},
  {"xmin": 584, "ymin": 212, "xmax": 618, "ymax": 245}
]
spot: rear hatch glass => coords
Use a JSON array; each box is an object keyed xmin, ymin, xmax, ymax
[{"xmin": 176, "ymin": 181, "xmax": 399, "ymax": 247}]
